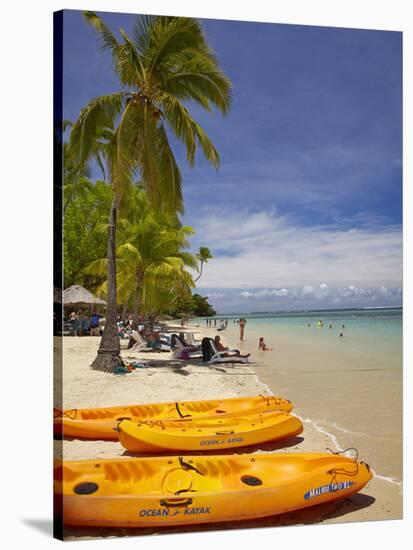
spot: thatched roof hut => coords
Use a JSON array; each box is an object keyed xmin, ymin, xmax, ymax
[{"xmin": 63, "ymin": 285, "xmax": 106, "ymax": 308}]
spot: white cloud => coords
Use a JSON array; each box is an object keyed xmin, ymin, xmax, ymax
[
  {"xmin": 301, "ymin": 285, "xmax": 315, "ymax": 296},
  {"xmin": 192, "ymin": 209, "xmax": 402, "ymax": 291},
  {"xmin": 206, "ymin": 292, "xmax": 225, "ymax": 299},
  {"xmin": 241, "ymin": 290, "xmax": 254, "ymax": 298}
]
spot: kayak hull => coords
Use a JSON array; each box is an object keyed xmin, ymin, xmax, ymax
[
  {"xmin": 53, "ymin": 395, "xmax": 293, "ymax": 440},
  {"xmin": 55, "ymin": 453, "xmax": 373, "ymax": 527},
  {"xmin": 117, "ymin": 412, "xmax": 303, "ymax": 452}
]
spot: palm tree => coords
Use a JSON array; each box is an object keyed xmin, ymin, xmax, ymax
[
  {"xmin": 86, "ymin": 189, "xmax": 198, "ymax": 323},
  {"xmin": 68, "ymin": 12, "xmax": 231, "ymax": 371},
  {"xmin": 194, "ymin": 246, "xmax": 213, "ymax": 283}
]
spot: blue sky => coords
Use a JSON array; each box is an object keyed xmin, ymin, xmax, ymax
[{"xmin": 62, "ymin": 10, "xmax": 402, "ymax": 312}]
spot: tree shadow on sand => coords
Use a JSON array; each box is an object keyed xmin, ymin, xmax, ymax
[
  {"xmin": 62, "ymin": 493, "xmax": 375, "ymax": 540},
  {"xmin": 125, "ymin": 356, "xmax": 254, "ymax": 375}
]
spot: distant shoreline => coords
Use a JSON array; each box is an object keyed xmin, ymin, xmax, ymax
[{"xmin": 191, "ymin": 305, "xmax": 402, "ymax": 318}]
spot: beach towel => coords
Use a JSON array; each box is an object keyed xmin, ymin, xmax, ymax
[{"xmin": 201, "ymin": 337, "xmax": 213, "ymax": 362}]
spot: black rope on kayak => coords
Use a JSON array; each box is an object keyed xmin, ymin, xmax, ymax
[
  {"xmin": 326, "ymin": 447, "xmax": 359, "ymax": 461},
  {"xmin": 175, "ymin": 402, "xmax": 192, "ymax": 419},
  {"xmin": 259, "ymin": 394, "xmax": 271, "ymax": 406},
  {"xmin": 326, "ymin": 447, "xmax": 359, "ymax": 484},
  {"xmin": 53, "ymin": 408, "xmax": 78, "ymax": 420},
  {"xmin": 179, "ymin": 457, "xmax": 205, "ymax": 476},
  {"xmin": 137, "ymin": 419, "xmax": 166, "ymax": 430}
]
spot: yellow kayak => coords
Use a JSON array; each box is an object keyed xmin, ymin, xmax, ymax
[
  {"xmin": 55, "ymin": 452, "xmax": 372, "ymax": 527},
  {"xmin": 53, "ymin": 395, "xmax": 293, "ymax": 440},
  {"xmin": 117, "ymin": 411, "xmax": 303, "ymax": 452}
]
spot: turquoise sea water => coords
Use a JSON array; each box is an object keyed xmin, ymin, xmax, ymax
[
  {"xmin": 194, "ymin": 307, "xmax": 403, "ymax": 482},
  {"xmin": 196, "ymin": 308, "xmax": 402, "ymax": 368}
]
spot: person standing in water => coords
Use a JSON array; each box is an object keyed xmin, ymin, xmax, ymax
[{"xmin": 239, "ymin": 318, "xmax": 246, "ymax": 341}]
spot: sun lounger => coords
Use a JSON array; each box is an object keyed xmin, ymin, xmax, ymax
[
  {"xmin": 201, "ymin": 337, "xmax": 249, "ymax": 364},
  {"xmin": 128, "ymin": 331, "xmax": 170, "ymax": 352},
  {"xmin": 171, "ymin": 334, "xmax": 202, "ymax": 359}
]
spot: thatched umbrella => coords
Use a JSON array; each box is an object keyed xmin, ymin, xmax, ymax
[{"xmin": 63, "ymin": 285, "xmax": 106, "ymax": 309}]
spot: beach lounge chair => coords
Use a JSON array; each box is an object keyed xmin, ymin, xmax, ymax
[
  {"xmin": 184, "ymin": 331, "xmax": 202, "ymax": 346},
  {"xmin": 128, "ymin": 331, "xmax": 170, "ymax": 352},
  {"xmin": 201, "ymin": 337, "xmax": 249, "ymax": 364},
  {"xmin": 171, "ymin": 334, "xmax": 202, "ymax": 359}
]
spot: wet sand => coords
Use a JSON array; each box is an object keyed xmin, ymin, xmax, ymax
[{"xmin": 57, "ymin": 325, "xmax": 402, "ymax": 540}]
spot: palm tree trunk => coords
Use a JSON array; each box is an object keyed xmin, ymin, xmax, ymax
[
  {"xmin": 91, "ymin": 196, "xmax": 122, "ymax": 372},
  {"xmin": 131, "ymin": 273, "xmax": 144, "ymax": 330},
  {"xmin": 193, "ymin": 261, "xmax": 203, "ymax": 283}
]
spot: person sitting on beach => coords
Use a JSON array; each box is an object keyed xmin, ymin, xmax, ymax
[
  {"xmin": 214, "ymin": 335, "xmax": 250, "ymax": 358},
  {"xmin": 178, "ymin": 332, "xmax": 198, "ymax": 352},
  {"xmin": 146, "ymin": 331, "xmax": 162, "ymax": 349},
  {"xmin": 258, "ymin": 337, "xmax": 273, "ymax": 351}
]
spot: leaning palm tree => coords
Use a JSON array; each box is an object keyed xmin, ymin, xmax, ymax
[
  {"xmin": 194, "ymin": 246, "xmax": 213, "ymax": 283},
  {"xmin": 68, "ymin": 12, "xmax": 231, "ymax": 371}
]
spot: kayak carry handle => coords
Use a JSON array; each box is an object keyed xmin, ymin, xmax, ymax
[
  {"xmin": 175, "ymin": 402, "xmax": 191, "ymax": 419},
  {"xmin": 160, "ymin": 497, "xmax": 193, "ymax": 508},
  {"xmin": 179, "ymin": 456, "xmax": 205, "ymax": 476}
]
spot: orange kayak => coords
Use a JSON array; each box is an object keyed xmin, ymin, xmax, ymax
[
  {"xmin": 55, "ymin": 452, "xmax": 372, "ymax": 527},
  {"xmin": 117, "ymin": 411, "xmax": 303, "ymax": 452},
  {"xmin": 53, "ymin": 395, "xmax": 293, "ymax": 440}
]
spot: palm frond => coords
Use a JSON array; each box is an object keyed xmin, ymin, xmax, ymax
[
  {"xmin": 162, "ymin": 96, "xmax": 220, "ymax": 168},
  {"xmin": 83, "ymin": 257, "xmax": 108, "ymax": 277},
  {"xmin": 116, "ymin": 29, "xmax": 146, "ymax": 87},
  {"xmin": 117, "ymin": 242, "xmax": 142, "ymax": 263},
  {"xmin": 83, "ymin": 11, "xmax": 120, "ymax": 55},
  {"xmin": 162, "ymin": 50, "xmax": 232, "ymax": 114},
  {"xmin": 68, "ymin": 93, "xmax": 125, "ymax": 168},
  {"xmin": 156, "ymin": 124, "xmax": 183, "ymax": 213},
  {"xmin": 147, "ymin": 17, "xmax": 208, "ymax": 77},
  {"xmin": 133, "ymin": 15, "xmax": 157, "ymax": 56}
]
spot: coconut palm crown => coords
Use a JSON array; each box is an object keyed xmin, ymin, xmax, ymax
[{"xmin": 69, "ymin": 12, "xmax": 232, "ymax": 211}]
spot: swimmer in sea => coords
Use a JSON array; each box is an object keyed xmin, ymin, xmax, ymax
[{"xmin": 258, "ymin": 337, "xmax": 274, "ymax": 351}]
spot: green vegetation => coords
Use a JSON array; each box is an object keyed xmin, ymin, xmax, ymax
[
  {"xmin": 65, "ymin": 13, "xmax": 231, "ymax": 371},
  {"xmin": 64, "ymin": 180, "xmax": 111, "ymax": 288},
  {"xmin": 172, "ymin": 293, "xmax": 217, "ymax": 317}
]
